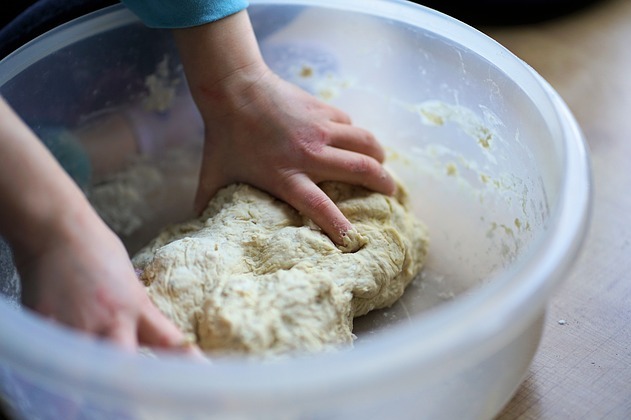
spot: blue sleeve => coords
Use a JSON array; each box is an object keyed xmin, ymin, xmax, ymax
[{"xmin": 120, "ymin": 0, "xmax": 249, "ymax": 28}]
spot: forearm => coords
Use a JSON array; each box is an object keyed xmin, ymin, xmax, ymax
[
  {"xmin": 0, "ymin": 97, "xmax": 95, "ymax": 257},
  {"xmin": 172, "ymin": 10, "xmax": 267, "ymax": 121},
  {"xmin": 120, "ymin": 0, "xmax": 260, "ymax": 122}
]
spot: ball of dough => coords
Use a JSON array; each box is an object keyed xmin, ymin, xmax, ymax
[{"xmin": 133, "ymin": 181, "xmax": 429, "ymax": 357}]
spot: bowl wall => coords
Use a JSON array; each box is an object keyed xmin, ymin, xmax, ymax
[{"xmin": 0, "ymin": 2, "xmax": 591, "ymax": 419}]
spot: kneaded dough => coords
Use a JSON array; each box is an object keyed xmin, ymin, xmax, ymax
[{"xmin": 133, "ymin": 181, "xmax": 429, "ymax": 357}]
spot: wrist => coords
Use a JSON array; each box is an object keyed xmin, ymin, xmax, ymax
[
  {"xmin": 9, "ymin": 185, "xmax": 100, "ymax": 267},
  {"xmin": 192, "ymin": 60, "xmax": 271, "ymax": 123},
  {"xmin": 0, "ymin": 98, "xmax": 102, "ymax": 262}
]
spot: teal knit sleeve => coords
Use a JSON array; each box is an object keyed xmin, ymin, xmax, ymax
[{"xmin": 120, "ymin": 0, "xmax": 249, "ymax": 28}]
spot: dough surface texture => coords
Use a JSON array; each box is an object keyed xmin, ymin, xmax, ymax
[{"xmin": 133, "ymin": 181, "xmax": 428, "ymax": 357}]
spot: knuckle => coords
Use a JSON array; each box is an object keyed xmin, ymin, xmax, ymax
[
  {"xmin": 304, "ymin": 191, "xmax": 334, "ymax": 214},
  {"xmin": 349, "ymin": 155, "xmax": 379, "ymax": 175},
  {"xmin": 300, "ymin": 124, "xmax": 331, "ymax": 149},
  {"xmin": 358, "ymin": 129, "xmax": 375, "ymax": 145}
]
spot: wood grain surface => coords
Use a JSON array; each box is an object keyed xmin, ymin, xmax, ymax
[{"xmin": 482, "ymin": 0, "xmax": 631, "ymax": 418}]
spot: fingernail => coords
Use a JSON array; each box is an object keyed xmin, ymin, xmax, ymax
[
  {"xmin": 337, "ymin": 226, "xmax": 366, "ymax": 253},
  {"xmin": 185, "ymin": 345, "xmax": 210, "ymax": 362},
  {"xmin": 174, "ymin": 334, "xmax": 210, "ymax": 362},
  {"xmin": 382, "ymin": 169, "xmax": 397, "ymax": 195},
  {"xmin": 336, "ymin": 222, "xmax": 353, "ymax": 244}
]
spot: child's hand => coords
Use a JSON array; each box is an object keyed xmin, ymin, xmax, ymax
[
  {"xmin": 174, "ymin": 11, "xmax": 396, "ymax": 245},
  {"xmin": 0, "ymin": 97, "xmax": 196, "ymax": 354},
  {"xmin": 194, "ymin": 69, "xmax": 395, "ymax": 244},
  {"xmin": 16, "ymin": 209, "xmax": 193, "ymax": 352}
]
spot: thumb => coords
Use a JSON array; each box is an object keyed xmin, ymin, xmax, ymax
[
  {"xmin": 136, "ymin": 298, "xmax": 206, "ymax": 359},
  {"xmin": 137, "ymin": 298, "xmax": 192, "ymax": 349}
]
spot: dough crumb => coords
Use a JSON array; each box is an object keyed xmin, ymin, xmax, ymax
[{"xmin": 134, "ymin": 181, "xmax": 429, "ymax": 357}]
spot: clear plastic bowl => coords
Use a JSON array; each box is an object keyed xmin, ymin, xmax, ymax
[{"xmin": 0, "ymin": 1, "xmax": 591, "ymax": 419}]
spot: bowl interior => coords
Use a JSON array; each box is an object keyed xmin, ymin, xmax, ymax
[
  {"xmin": 0, "ymin": 1, "xmax": 577, "ymax": 352},
  {"xmin": 0, "ymin": 2, "xmax": 592, "ymax": 419}
]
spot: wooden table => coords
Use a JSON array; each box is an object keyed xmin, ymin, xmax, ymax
[{"xmin": 479, "ymin": 0, "xmax": 631, "ymax": 418}]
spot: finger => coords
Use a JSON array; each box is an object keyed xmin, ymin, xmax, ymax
[
  {"xmin": 137, "ymin": 298, "xmax": 188, "ymax": 348},
  {"xmin": 278, "ymin": 174, "xmax": 352, "ymax": 245},
  {"xmin": 322, "ymin": 103, "xmax": 352, "ymax": 125},
  {"xmin": 102, "ymin": 315, "xmax": 138, "ymax": 352},
  {"xmin": 327, "ymin": 124, "xmax": 386, "ymax": 163},
  {"xmin": 309, "ymin": 147, "xmax": 397, "ymax": 196},
  {"xmin": 137, "ymin": 302, "xmax": 207, "ymax": 360}
]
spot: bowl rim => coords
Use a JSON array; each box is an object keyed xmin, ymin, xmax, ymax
[{"xmin": 0, "ymin": 0, "xmax": 592, "ymax": 407}]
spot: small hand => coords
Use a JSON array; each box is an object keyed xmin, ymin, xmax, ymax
[
  {"xmin": 173, "ymin": 11, "xmax": 396, "ymax": 245},
  {"xmin": 196, "ymin": 69, "xmax": 395, "ymax": 243},
  {"xmin": 0, "ymin": 97, "xmax": 200, "ymax": 356},
  {"xmin": 193, "ymin": 68, "xmax": 396, "ymax": 244},
  {"xmin": 16, "ymin": 210, "xmax": 196, "ymax": 354}
]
